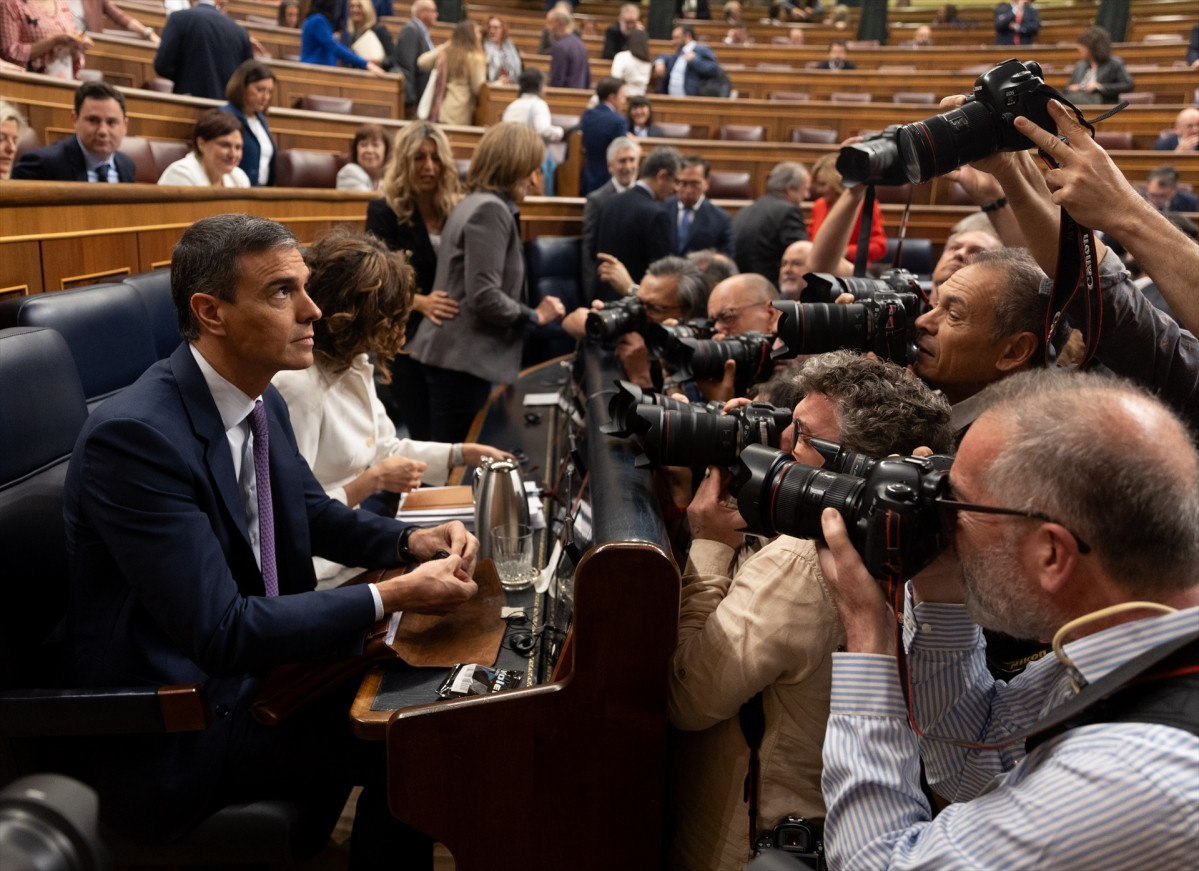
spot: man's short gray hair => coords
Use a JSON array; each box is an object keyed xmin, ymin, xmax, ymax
[
  {"xmin": 687, "ymin": 249, "xmax": 739, "ymax": 291},
  {"xmin": 640, "ymin": 145, "xmax": 682, "ymax": 180},
  {"xmin": 646, "ymin": 254, "xmax": 709, "ymax": 321},
  {"xmin": 969, "ymin": 248, "xmax": 1048, "ymax": 345},
  {"xmin": 606, "ymin": 135, "xmax": 639, "ymax": 164},
  {"xmin": 171, "ymin": 214, "xmax": 298, "ymax": 341},
  {"xmin": 793, "ymin": 351, "xmax": 953, "ymax": 456},
  {"xmin": 766, "ymin": 161, "xmax": 808, "ymax": 196},
  {"xmin": 977, "ymin": 369, "xmax": 1199, "ymax": 595}
]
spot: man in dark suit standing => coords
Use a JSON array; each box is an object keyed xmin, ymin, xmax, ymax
[
  {"xmin": 12, "ymin": 82, "xmax": 136, "ymax": 182},
  {"xmin": 814, "ymin": 39, "xmax": 856, "ymax": 70},
  {"xmin": 581, "ymin": 136, "xmax": 641, "ymax": 299},
  {"xmin": 394, "ymin": 0, "xmax": 438, "ymax": 115},
  {"xmin": 154, "ymin": 0, "xmax": 253, "ymax": 99},
  {"xmin": 593, "ymin": 146, "xmax": 681, "ymax": 299},
  {"xmin": 602, "ymin": 2, "xmax": 641, "ymax": 59},
  {"xmin": 993, "ymin": 0, "xmax": 1040, "ymax": 46},
  {"xmin": 732, "ymin": 161, "xmax": 810, "ymax": 278},
  {"xmin": 63, "ymin": 213, "xmax": 478, "ymax": 861},
  {"xmin": 658, "ymin": 25, "xmax": 721, "ymax": 96},
  {"xmin": 580, "ymin": 77, "xmax": 630, "ymax": 195},
  {"xmin": 668, "ymin": 156, "xmax": 734, "ymax": 258}
]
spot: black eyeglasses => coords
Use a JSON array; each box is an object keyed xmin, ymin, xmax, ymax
[{"xmin": 935, "ymin": 495, "xmax": 1092, "ymax": 554}]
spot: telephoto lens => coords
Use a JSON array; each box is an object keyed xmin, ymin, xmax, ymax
[
  {"xmin": 603, "ymin": 379, "xmax": 705, "ymax": 436},
  {"xmin": 629, "ymin": 401, "xmax": 792, "ymax": 469},
  {"xmin": 771, "ymin": 298, "xmax": 914, "ymax": 364},
  {"xmin": 645, "ymin": 319, "xmax": 716, "ymax": 358},
  {"xmin": 584, "ymin": 294, "xmax": 647, "ymax": 344},
  {"xmin": 668, "ymin": 332, "xmax": 777, "ymax": 395},
  {"xmin": 802, "ymin": 271, "xmax": 924, "ymax": 318},
  {"xmin": 894, "ymin": 59, "xmax": 1057, "ymax": 184},
  {"xmin": 730, "ymin": 443, "xmax": 952, "ymax": 581}
]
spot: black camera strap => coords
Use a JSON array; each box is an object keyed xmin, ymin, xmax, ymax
[
  {"xmin": 893, "ymin": 623, "xmax": 1199, "ymax": 752},
  {"xmin": 1034, "ymin": 97, "xmax": 1128, "ymax": 369},
  {"xmin": 852, "ymin": 186, "xmax": 877, "ymax": 278},
  {"xmin": 739, "ymin": 691, "xmax": 767, "ymax": 858}
]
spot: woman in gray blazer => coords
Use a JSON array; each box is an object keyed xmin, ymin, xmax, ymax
[
  {"xmin": 1065, "ymin": 25, "xmax": 1134, "ymax": 105},
  {"xmin": 406, "ymin": 123, "xmax": 566, "ymax": 442}
]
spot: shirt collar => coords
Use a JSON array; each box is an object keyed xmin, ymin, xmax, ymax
[
  {"xmin": 190, "ymin": 344, "xmax": 259, "ymax": 433},
  {"xmin": 76, "ymin": 137, "xmax": 116, "ymax": 172},
  {"xmin": 681, "ymin": 40, "xmax": 697, "ymax": 53}
]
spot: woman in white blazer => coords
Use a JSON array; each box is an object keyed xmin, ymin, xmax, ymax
[{"xmin": 157, "ymin": 109, "xmax": 250, "ymax": 187}]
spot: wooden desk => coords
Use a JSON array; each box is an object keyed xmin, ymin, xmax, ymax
[{"xmin": 361, "ymin": 347, "xmax": 680, "ymax": 871}]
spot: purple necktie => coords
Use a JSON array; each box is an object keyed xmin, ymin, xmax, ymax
[{"xmin": 248, "ymin": 400, "xmax": 279, "ymax": 597}]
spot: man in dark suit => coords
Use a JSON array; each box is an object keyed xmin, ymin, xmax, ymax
[
  {"xmin": 732, "ymin": 161, "xmax": 810, "ymax": 278},
  {"xmin": 581, "ymin": 136, "xmax": 641, "ymax": 299},
  {"xmin": 580, "ymin": 77, "xmax": 630, "ymax": 195},
  {"xmin": 154, "ymin": 0, "xmax": 253, "ymax": 99},
  {"xmin": 593, "ymin": 146, "xmax": 681, "ymax": 299},
  {"xmin": 815, "ymin": 39, "xmax": 856, "ymax": 70},
  {"xmin": 668, "ymin": 156, "xmax": 735, "ymax": 258},
  {"xmin": 602, "ymin": 2, "xmax": 640, "ymax": 59},
  {"xmin": 11, "ymin": 82, "xmax": 135, "ymax": 182},
  {"xmin": 993, "ymin": 0, "xmax": 1040, "ymax": 46},
  {"xmin": 63, "ymin": 213, "xmax": 478, "ymax": 859},
  {"xmin": 1153, "ymin": 107, "xmax": 1199, "ymax": 153},
  {"xmin": 659, "ymin": 25, "xmax": 721, "ymax": 96},
  {"xmin": 1144, "ymin": 165, "xmax": 1199, "ymax": 213},
  {"xmin": 394, "ymin": 0, "xmax": 438, "ymax": 115}
]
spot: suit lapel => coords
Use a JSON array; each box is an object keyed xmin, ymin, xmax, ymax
[
  {"xmin": 170, "ymin": 345, "xmax": 253, "ymax": 551},
  {"xmin": 64, "ymin": 138, "xmax": 89, "ymax": 182}
]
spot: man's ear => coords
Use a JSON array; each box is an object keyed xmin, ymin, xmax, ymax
[
  {"xmin": 1029, "ymin": 522, "xmax": 1082, "ymax": 596},
  {"xmin": 190, "ymin": 292, "xmax": 227, "ymax": 337},
  {"xmin": 995, "ymin": 330, "xmax": 1038, "ymax": 374}
]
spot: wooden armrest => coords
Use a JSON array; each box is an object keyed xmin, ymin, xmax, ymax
[{"xmin": 0, "ymin": 684, "xmax": 212, "ymax": 736}]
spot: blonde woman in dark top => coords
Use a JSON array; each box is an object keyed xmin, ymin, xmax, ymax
[{"xmin": 366, "ymin": 122, "xmax": 461, "ymax": 439}]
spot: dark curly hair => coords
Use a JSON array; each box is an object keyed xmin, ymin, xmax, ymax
[
  {"xmin": 793, "ymin": 350, "xmax": 953, "ymax": 455},
  {"xmin": 304, "ymin": 229, "xmax": 414, "ymax": 383}
]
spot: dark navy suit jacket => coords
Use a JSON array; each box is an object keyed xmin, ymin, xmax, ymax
[
  {"xmin": 154, "ymin": 2, "xmax": 253, "ymax": 99},
  {"xmin": 667, "ymin": 195, "xmax": 735, "ymax": 258},
  {"xmin": 11, "ymin": 136, "xmax": 136, "ymax": 182},
  {"xmin": 63, "ymin": 343, "xmax": 406, "ymax": 839},
  {"xmin": 657, "ymin": 44, "xmax": 720, "ymax": 96},
  {"xmin": 579, "ymin": 103, "xmax": 630, "ymax": 195},
  {"xmin": 221, "ymin": 102, "xmax": 275, "ymax": 186},
  {"xmin": 593, "ymin": 183, "xmax": 673, "ymax": 289}
]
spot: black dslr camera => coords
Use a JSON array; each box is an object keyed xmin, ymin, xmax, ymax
[
  {"xmin": 623, "ymin": 400, "xmax": 793, "ymax": 469},
  {"xmin": 585, "ymin": 295, "xmax": 647, "ymax": 344},
  {"xmin": 838, "ymin": 58, "xmax": 1061, "ymax": 187},
  {"xmin": 663, "ymin": 331, "xmax": 778, "ymax": 396},
  {"xmin": 802, "ymin": 270, "xmax": 925, "ymax": 317},
  {"xmin": 752, "ymin": 816, "xmax": 826, "ymax": 870},
  {"xmin": 771, "ymin": 293, "xmax": 915, "ymax": 365},
  {"xmin": 730, "ymin": 443, "xmax": 953, "ymax": 582},
  {"xmin": 603, "ymin": 380, "xmax": 724, "ymax": 436}
]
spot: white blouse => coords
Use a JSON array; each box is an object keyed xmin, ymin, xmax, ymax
[
  {"xmin": 157, "ymin": 151, "xmax": 250, "ymax": 187},
  {"xmin": 610, "ymin": 51, "xmax": 652, "ymax": 97},
  {"xmin": 272, "ymin": 354, "xmax": 454, "ymax": 587}
]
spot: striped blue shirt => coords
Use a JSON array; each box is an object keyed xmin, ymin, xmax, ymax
[{"xmin": 821, "ymin": 599, "xmax": 1199, "ymax": 870}]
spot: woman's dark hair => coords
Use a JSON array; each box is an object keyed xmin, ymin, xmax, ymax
[
  {"xmin": 625, "ymin": 29, "xmax": 650, "ymax": 62},
  {"xmin": 308, "ymin": 0, "xmax": 343, "ymax": 30},
  {"xmin": 192, "ymin": 109, "xmax": 242, "ymax": 154},
  {"xmin": 351, "ymin": 123, "xmax": 391, "ymax": 168},
  {"xmin": 305, "ymin": 229, "xmax": 415, "ymax": 382},
  {"xmin": 627, "ymin": 94, "xmax": 654, "ymax": 127},
  {"xmin": 1076, "ymin": 25, "xmax": 1112, "ymax": 64},
  {"xmin": 517, "ymin": 67, "xmax": 544, "ymax": 95},
  {"xmin": 276, "ymin": 0, "xmax": 298, "ymax": 26},
  {"xmin": 224, "ymin": 59, "xmax": 276, "ymax": 109}
]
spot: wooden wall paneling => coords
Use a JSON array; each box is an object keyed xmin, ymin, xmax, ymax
[
  {"xmin": 0, "ymin": 242, "xmax": 45, "ymax": 295},
  {"xmin": 41, "ymin": 234, "xmax": 141, "ymax": 293}
]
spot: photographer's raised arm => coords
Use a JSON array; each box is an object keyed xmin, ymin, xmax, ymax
[
  {"xmin": 979, "ymin": 146, "xmax": 1073, "ymax": 275},
  {"xmin": 1012, "ymin": 101, "xmax": 1199, "ymax": 336},
  {"xmin": 805, "ymin": 184, "xmax": 863, "ymax": 276}
]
